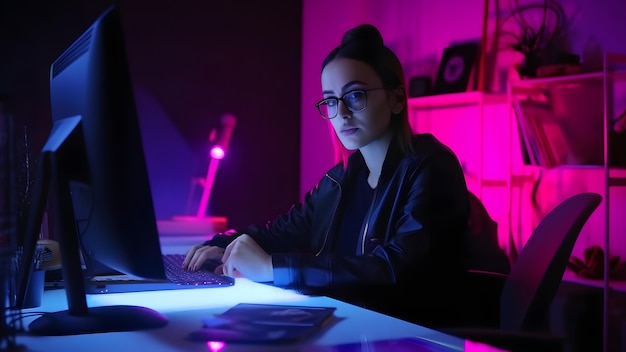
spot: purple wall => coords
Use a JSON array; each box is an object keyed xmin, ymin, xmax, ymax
[{"xmin": 0, "ymin": 0, "xmax": 302, "ymax": 230}]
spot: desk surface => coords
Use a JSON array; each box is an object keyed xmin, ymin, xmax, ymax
[
  {"xmin": 12, "ymin": 238, "xmax": 499, "ymax": 351},
  {"xmin": 13, "ymin": 278, "xmax": 496, "ymax": 352}
]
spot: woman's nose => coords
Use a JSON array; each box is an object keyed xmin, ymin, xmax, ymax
[{"xmin": 337, "ymin": 100, "xmax": 352, "ymax": 119}]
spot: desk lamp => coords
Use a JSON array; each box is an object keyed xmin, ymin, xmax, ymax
[{"xmin": 197, "ymin": 113, "xmax": 237, "ymax": 218}]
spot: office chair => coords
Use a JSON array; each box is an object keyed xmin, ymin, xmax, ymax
[{"xmin": 446, "ymin": 192, "xmax": 603, "ymax": 351}]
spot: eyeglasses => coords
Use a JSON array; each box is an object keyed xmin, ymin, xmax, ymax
[{"xmin": 315, "ymin": 87, "xmax": 391, "ymax": 119}]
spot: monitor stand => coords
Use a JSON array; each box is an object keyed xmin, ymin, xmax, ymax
[{"xmin": 19, "ymin": 121, "xmax": 168, "ymax": 335}]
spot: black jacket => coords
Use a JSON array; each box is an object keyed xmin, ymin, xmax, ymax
[{"xmin": 207, "ymin": 133, "xmax": 470, "ymax": 327}]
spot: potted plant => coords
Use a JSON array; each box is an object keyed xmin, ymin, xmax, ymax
[{"xmin": 499, "ymin": 0, "xmax": 575, "ymax": 77}]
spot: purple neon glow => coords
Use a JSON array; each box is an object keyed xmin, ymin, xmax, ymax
[
  {"xmin": 206, "ymin": 341, "xmax": 225, "ymax": 351},
  {"xmin": 210, "ymin": 146, "xmax": 226, "ymax": 159}
]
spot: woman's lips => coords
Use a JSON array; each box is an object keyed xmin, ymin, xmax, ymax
[{"xmin": 341, "ymin": 127, "xmax": 358, "ymax": 136}]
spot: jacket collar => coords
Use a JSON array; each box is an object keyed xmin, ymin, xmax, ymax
[{"xmin": 327, "ymin": 136, "xmax": 407, "ymax": 185}]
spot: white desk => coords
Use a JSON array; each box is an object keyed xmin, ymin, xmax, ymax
[
  {"xmin": 12, "ymin": 237, "xmax": 500, "ymax": 351},
  {"xmin": 12, "ymin": 278, "xmax": 503, "ymax": 352}
]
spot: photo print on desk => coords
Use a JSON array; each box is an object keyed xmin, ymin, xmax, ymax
[
  {"xmin": 431, "ymin": 42, "xmax": 480, "ymax": 95},
  {"xmin": 188, "ymin": 304, "xmax": 337, "ymax": 343}
]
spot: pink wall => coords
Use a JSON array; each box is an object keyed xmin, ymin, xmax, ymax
[{"xmin": 301, "ymin": 0, "xmax": 626, "ymax": 261}]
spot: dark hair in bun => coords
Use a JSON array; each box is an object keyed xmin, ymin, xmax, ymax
[
  {"xmin": 322, "ymin": 24, "xmax": 403, "ymax": 89},
  {"xmin": 341, "ymin": 24, "xmax": 384, "ymax": 47}
]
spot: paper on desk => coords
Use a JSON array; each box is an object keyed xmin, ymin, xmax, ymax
[{"xmin": 188, "ymin": 303, "xmax": 337, "ymax": 343}]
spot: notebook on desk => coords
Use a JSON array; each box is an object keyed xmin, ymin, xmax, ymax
[{"xmin": 81, "ymin": 253, "xmax": 234, "ymax": 294}]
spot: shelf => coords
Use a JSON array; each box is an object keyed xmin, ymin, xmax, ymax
[
  {"xmin": 533, "ymin": 164, "xmax": 626, "ymax": 171},
  {"xmin": 481, "ymin": 179, "xmax": 507, "ymax": 187},
  {"xmin": 511, "ymin": 71, "xmax": 603, "ymax": 89},
  {"xmin": 510, "ymin": 57, "xmax": 626, "ymax": 91},
  {"xmin": 510, "ymin": 70, "xmax": 626, "ymax": 169},
  {"xmin": 408, "ymin": 91, "xmax": 506, "ymax": 109},
  {"xmin": 609, "ymin": 177, "xmax": 626, "ymax": 187},
  {"xmin": 510, "ymin": 174, "xmax": 535, "ymax": 186},
  {"xmin": 563, "ymin": 270, "xmax": 626, "ymax": 293},
  {"xmin": 510, "ymin": 53, "xmax": 626, "ymax": 352}
]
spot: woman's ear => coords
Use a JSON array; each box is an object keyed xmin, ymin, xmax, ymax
[{"xmin": 389, "ymin": 87, "xmax": 406, "ymax": 115}]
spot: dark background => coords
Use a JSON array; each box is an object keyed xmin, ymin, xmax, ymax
[{"xmin": 0, "ymin": 0, "xmax": 303, "ymax": 230}]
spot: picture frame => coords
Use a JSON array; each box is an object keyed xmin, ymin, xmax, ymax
[{"xmin": 431, "ymin": 42, "xmax": 480, "ymax": 95}]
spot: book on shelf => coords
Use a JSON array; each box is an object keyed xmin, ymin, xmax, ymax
[
  {"xmin": 514, "ymin": 99, "xmax": 539, "ymax": 166},
  {"xmin": 513, "ymin": 98, "xmax": 569, "ymax": 168}
]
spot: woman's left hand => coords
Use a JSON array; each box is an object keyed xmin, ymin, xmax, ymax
[{"xmin": 219, "ymin": 234, "xmax": 274, "ymax": 282}]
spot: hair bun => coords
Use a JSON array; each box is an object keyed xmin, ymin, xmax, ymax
[{"xmin": 341, "ymin": 24, "xmax": 384, "ymax": 47}]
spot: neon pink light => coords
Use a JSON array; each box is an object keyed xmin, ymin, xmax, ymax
[
  {"xmin": 196, "ymin": 156, "xmax": 220, "ymax": 217},
  {"xmin": 206, "ymin": 341, "xmax": 226, "ymax": 351},
  {"xmin": 465, "ymin": 339, "xmax": 507, "ymax": 351},
  {"xmin": 210, "ymin": 146, "xmax": 226, "ymax": 160}
]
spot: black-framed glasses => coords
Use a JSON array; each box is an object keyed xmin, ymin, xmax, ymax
[{"xmin": 315, "ymin": 87, "xmax": 391, "ymax": 119}]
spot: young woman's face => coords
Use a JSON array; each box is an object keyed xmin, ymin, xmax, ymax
[{"xmin": 320, "ymin": 58, "xmax": 398, "ymax": 151}]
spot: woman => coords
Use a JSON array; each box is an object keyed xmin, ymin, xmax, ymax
[{"xmin": 184, "ymin": 24, "xmax": 470, "ymax": 328}]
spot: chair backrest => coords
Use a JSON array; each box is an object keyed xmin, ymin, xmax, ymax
[{"xmin": 500, "ymin": 192, "xmax": 602, "ymax": 331}]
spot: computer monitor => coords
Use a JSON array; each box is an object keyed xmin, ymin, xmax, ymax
[{"xmin": 16, "ymin": 5, "xmax": 169, "ymax": 335}]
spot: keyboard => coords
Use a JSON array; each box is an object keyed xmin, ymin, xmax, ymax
[
  {"xmin": 162, "ymin": 254, "xmax": 229, "ymax": 286},
  {"xmin": 83, "ymin": 254, "xmax": 234, "ymax": 294}
]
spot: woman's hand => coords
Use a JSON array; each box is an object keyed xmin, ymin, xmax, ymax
[
  {"xmin": 221, "ymin": 234, "xmax": 273, "ymax": 282},
  {"xmin": 183, "ymin": 244, "xmax": 225, "ymax": 272}
]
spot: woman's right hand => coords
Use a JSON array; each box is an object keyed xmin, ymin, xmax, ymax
[{"xmin": 182, "ymin": 244, "xmax": 225, "ymax": 272}]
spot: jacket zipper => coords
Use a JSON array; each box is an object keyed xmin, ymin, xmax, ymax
[
  {"xmin": 360, "ymin": 187, "xmax": 378, "ymax": 255},
  {"xmin": 316, "ymin": 173, "xmax": 341, "ymax": 256}
]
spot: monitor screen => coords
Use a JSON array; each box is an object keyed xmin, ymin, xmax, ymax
[{"xmin": 16, "ymin": 5, "xmax": 169, "ymax": 335}]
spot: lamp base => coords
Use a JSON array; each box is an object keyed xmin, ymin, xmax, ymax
[{"xmin": 157, "ymin": 215, "xmax": 228, "ymax": 236}]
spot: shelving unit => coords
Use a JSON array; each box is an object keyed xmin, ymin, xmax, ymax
[
  {"xmin": 508, "ymin": 52, "xmax": 626, "ymax": 351},
  {"xmin": 408, "ymin": 61, "xmax": 626, "ymax": 349}
]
